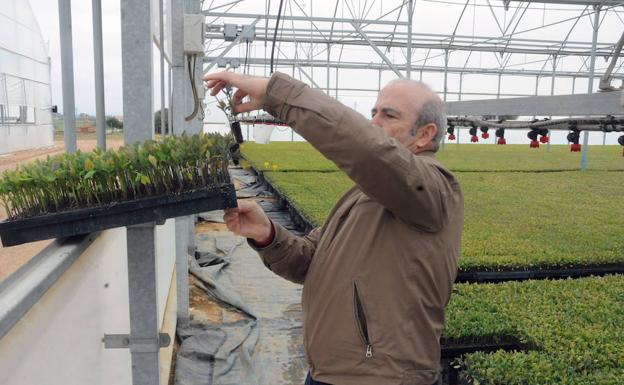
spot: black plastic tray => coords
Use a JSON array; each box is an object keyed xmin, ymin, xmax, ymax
[
  {"xmin": 0, "ymin": 184, "xmax": 237, "ymax": 247},
  {"xmin": 455, "ymin": 264, "xmax": 624, "ymax": 283}
]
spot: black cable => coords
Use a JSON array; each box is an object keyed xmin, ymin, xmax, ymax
[
  {"xmin": 270, "ymin": 0, "xmax": 285, "ymax": 74},
  {"xmin": 244, "ymin": 41, "xmax": 250, "ymax": 74},
  {"xmin": 185, "ymin": 55, "xmax": 200, "ymax": 122}
]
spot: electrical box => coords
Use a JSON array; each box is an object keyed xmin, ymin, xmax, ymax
[
  {"xmin": 184, "ymin": 14, "xmax": 205, "ymax": 55},
  {"xmin": 223, "ymin": 24, "xmax": 238, "ymax": 41},
  {"xmin": 240, "ymin": 25, "xmax": 255, "ymax": 42}
]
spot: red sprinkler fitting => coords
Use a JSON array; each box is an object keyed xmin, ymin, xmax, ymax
[
  {"xmin": 530, "ymin": 140, "xmax": 540, "ymax": 148},
  {"xmin": 470, "ymin": 135, "xmax": 479, "ymax": 143},
  {"xmin": 539, "ymin": 135, "xmax": 549, "ymax": 143},
  {"xmin": 497, "ymin": 138, "xmax": 506, "ymax": 145},
  {"xmin": 481, "ymin": 132, "xmax": 490, "ymax": 139},
  {"xmin": 570, "ymin": 143, "xmax": 581, "ymax": 152},
  {"xmin": 448, "ymin": 134, "xmax": 456, "ymax": 140}
]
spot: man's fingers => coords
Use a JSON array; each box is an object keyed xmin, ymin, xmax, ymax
[
  {"xmin": 209, "ymin": 81, "xmax": 227, "ymax": 96},
  {"xmin": 233, "ymin": 102, "xmax": 258, "ymax": 114},
  {"xmin": 205, "ymin": 79, "xmax": 220, "ymax": 89},
  {"xmin": 232, "ymin": 88, "xmax": 248, "ymax": 104},
  {"xmin": 202, "ymin": 70, "xmax": 234, "ymax": 82}
]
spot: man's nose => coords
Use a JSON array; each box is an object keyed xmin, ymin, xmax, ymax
[{"xmin": 371, "ymin": 115, "xmax": 382, "ymax": 128}]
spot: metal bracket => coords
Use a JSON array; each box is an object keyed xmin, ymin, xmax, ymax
[{"xmin": 103, "ymin": 333, "xmax": 171, "ymax": 352}]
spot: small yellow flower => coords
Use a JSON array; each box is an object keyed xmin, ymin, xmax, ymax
[
  {"xmin": 271, "ymin": 164, "xmax": 278, "ymax": 171},
  {"xmin": 263, "ymin": 161, "xmax": 270, "ymax": 169}
]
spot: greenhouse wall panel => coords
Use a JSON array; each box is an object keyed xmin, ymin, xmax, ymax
[{"xmin": 0, "ymin": 223, "xmax": 177, "ymax": 385}]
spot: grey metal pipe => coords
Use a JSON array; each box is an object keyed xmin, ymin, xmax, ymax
[
  {"xmin": 159, "ymin": 0, "xmax": 166, "ymax": 135},
  {"xmin": 92, "ymin": 0, "xmax": 106, "ymax": 150},
  {"xmin": 406, "ymin": 0, "xmax": 413, "ymax": 79},
  {"xmin": 581, "ymin": 6, "xmax": 601, "ymax": 172},
  {"xmin": 58, "ymin": 0, "xmax": 77, "ymax": 153}
]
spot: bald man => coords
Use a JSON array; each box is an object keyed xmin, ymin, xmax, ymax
[{"xmin": 204, "ymin": 71, "xmax": 463, "ymax": 385}]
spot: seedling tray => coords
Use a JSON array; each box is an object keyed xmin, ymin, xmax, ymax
[{"xmin": 0, "ymin": 183, "xmax": 237, "ymax": 247}]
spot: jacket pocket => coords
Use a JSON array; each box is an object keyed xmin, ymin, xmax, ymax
[
  {"xmin": 400, "ymin": 369, "xmax": 438, "ymax": 385},
  {"xmin": 353, "ymin": 281, "xmax": 373, "ymax": 359}
]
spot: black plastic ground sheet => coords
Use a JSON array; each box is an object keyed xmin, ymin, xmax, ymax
[{"xmin": 175, "ymin": 168, "xmax": 307, "ymax": 385}]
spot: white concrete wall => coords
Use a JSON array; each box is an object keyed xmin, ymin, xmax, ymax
[
  {"xmin": 0, "ymin": 124, "xmax": 54, "ymax": 154},
  {"xmin": 0, "ymin": 218, "xmax": 177, "ymax": 385}
]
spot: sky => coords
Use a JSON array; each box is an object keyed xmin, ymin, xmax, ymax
[
  {"xmin": 30, "ymin": 0, "xmax": 124, "ymax": 116},
  {"xmin": 27, "ymin": 0, "xmax": 623, "ymax": 145}
]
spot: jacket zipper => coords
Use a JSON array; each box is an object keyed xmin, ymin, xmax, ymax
[{"xmin": 353, "ymin": 281, "xmax": 373, "ymax": 358}]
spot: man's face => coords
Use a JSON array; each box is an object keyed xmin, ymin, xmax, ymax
[{"xmin": 370, "ymin": 82, "xmax": 420, "ymax": 140}]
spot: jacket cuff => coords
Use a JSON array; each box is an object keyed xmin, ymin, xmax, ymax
[
  {"xmin": 249, "ymin": 220, "xmax": 275, "ymax": 248},
  {"xmin": 246, "ymin": 221, "xmax": 291, "ymax": 265}
]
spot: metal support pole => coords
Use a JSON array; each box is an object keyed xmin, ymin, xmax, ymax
[
  {"xmin": 172, "ymin": 0, "xmax": 188, "ymax": 135},
  {"xmin": 497, "ymin": 72, "xmax": 502, "ymax": 145},
  {"xmin": 335, "ymin": 67, "xmax": 339, "ymax": 98},
  {"xmin": 126, "ymin": 223, "xmax": 161, "ymax": 385},
  {"xmin": 92, "ymin": 0, "xmax": 106, "ymax": 150},
  {"xmin": 443, "ymin": 50, "xmax": 449, "ymax": 102},
  {"xmin": 168, "ymin": 67, "xmax": 173, "ymax": 136},
  {"xmin": 326, "ymin": 44, "xmax": 331, "ymax": 95},
  {"xmin": 121, "ymin": 0, "xmax": 154, "ymax": 144},
  {"xmin": 58, "ymin": 0, "xmax": 77, "ymax": 153},
  {"xmin": 407, "ymin": 0, "xmax": 413, "ymax": 79},
  {"xmin": 175, "ymin": 217, "xmax": 190, "ymax": 327},
  {"xmin": 458, "ymin": 73, "xmax": 463, "ymax": 101},
  {"xmin": 159, "ymin": 0, "xmax": 166, "ymax": 135},
  {"xmin": 548, "ymin": 55, "xmax": 556, "ymax": 152},
  {"xmin": 457, "ymin": 73, "xmax": 463, "ymax": 146},
  {"xmin": 441, "ymin": 50, "xmax": 449, "ymax": 150},
  {"xmin": 533, "ymin": 76, "xmax": 539, "ymax": 120},
  {"xmin": 581, "ymin": 5, "xmax": 600, "ymax": 172}
]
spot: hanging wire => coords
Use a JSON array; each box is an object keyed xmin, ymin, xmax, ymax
[
  {"xmin": 270, "ymin": 0, "xmax": 285, "ymax": 74},
  {"xmin": 244, "ymin": 41, "xmax": 250, "ymax": 74}
]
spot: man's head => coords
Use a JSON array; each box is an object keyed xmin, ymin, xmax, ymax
[{"xmin": 370, "ymin": 79, "xmax": 446, "ymax": 153}]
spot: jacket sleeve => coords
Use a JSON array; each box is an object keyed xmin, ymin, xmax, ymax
[
  {"xmin": 262, "ymin": 72, "xmax": 459, "ymax": 232},
  {"xmin": 248, "ymin": 222, "xmax": 322, "ymax": 284}
]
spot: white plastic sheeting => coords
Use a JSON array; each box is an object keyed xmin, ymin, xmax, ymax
[{"xmin": 0, "ymin": 0, "xmax": 53, "ymax": 154}]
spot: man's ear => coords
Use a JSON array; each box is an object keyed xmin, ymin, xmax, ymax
[{"xmin": 415, "ymin": 123, "xmax": 437, "ymax": 148}]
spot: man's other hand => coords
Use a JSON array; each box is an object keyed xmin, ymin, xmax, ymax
[
  {"xmin": 203, "ymin": 71, "xmax": 270, "ymax": 114},
  {"xmin": 223, "ymin": 200, "xmax": 273, "ymax": 243}
]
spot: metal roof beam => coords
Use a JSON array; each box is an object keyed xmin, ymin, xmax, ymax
[
  {"xmin": 351, "ymin": 22, "xmax": 404, "ymax": 78},
  {"xmin": 204, "ymin": 33, "xmax": 616, "ymax": 56},
  {"xmin": 202, "ymin": 11, "xmax": 409, "ymax": 26},
  {"xmin": 504, "ymin": 0, "xmax": 622, "ymax": 5},
  {"xmin": 204, "ymin": 56, "xmax": 617, "ymax": 78}
]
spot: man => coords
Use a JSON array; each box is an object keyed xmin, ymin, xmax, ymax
[{"xmin": 204, "ymin": 71, "xmax": 463, "ymax": 385}]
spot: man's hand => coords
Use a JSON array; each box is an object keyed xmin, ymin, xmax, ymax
[
  {"xmin": 203, "ymin": 71, "xmax": 270, "ymax": 114},
  {"xmin": 223, "ymin": 200, "xmax": 273, "ymax": 243}
]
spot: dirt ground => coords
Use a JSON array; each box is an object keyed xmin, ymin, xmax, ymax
[{"xmin": 0, "ymin": 135, "xmax": 124, "ymax": 282}]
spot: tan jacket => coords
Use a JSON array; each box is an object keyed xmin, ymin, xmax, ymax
[{"xmin": 251, "ymin": 73, "xmax": 464, "ymax": 385}]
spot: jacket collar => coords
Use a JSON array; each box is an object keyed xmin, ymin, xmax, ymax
[{"xmin": 415, "ymin": 150, "xmax": 435, "ymax": 159}]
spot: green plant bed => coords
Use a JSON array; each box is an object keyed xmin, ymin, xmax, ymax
[
  {"xmin": 242, "ymin": 142, "xmax": 624, "ymax": 172},
  {"xmin": 445, "ymin": 276, "xmax": 624, "ymax": 384},
  {"xmin": 458, "ymin": 171, "xmax": 624, "ymax": 271},
  {"xmin": 436, "ymin": 143, "xmax": 624, "ymax": 172},
  {"xmin": 262, "ymin": 171, "xmax": 353, "ymax": 225},
  {"xmin": 241, "ymin": 142, "xmax": 338, "ymax": 172},
  {"xmin": 262, "ymin": 170, "xmax": 624, "ymax": 271}
]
